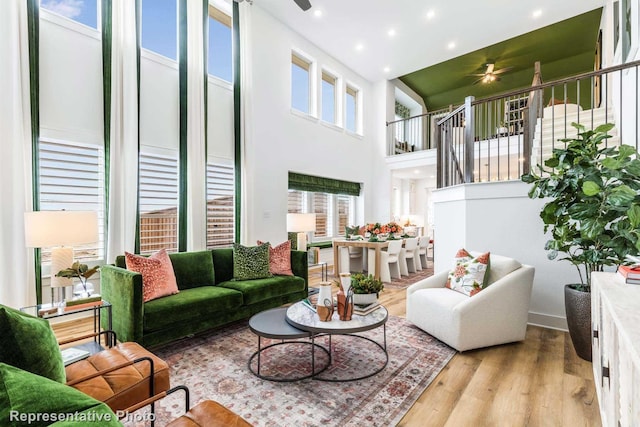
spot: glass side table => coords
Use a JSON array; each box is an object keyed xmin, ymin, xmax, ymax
[
  {"xmin": 20, "ymin": 300, "xmax": 113, "ymax": 350},
  {"xmin": 309, "ymin": 261, "xmax": 328, "ymax": 281}
]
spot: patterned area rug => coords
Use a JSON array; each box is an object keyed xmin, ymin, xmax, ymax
[{"xmin": 124, "ymin": 316, "xmax": 454, "ymax": 427}]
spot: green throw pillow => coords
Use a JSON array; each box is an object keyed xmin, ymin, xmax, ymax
[
  {"xmin": 345, "ymin": 225, "xmax": 360, "ymax": 237},
  {"xmin": 0, "ymin": 305, "xmax": 65, "ymax": 383},
  {"xmin": 0, "ymin": 363, "xmax": 120, "ymax": 427},
  {"xmin": 233, "ymin": 243, "xmax": 271, "ymax": 280}
]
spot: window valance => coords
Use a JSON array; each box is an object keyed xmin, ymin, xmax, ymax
[{"xmin": 288, "ymin": 172, "xmax": 361, "ymax": 196}]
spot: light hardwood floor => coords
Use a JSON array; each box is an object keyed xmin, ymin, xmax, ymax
[{"xmin": 53, "ymin": 272, "xmax": 601, "ymax": 427}]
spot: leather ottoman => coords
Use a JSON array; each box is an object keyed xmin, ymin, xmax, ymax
[
  {"xmin": 167, "ymin": 400, "xmax": 252, "ymax": 427},
  {"xmin": 65, "ymin": 342, "xmax": 170, "ymax": 411}
]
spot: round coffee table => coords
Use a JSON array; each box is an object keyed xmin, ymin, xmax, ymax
[
  {"xmin": 285, "ymin": 301, "xmax": 389, "ymax": 382},
  {"xmin": 247, "ymin": 307, "xmax": 330, "ymax": 382}
]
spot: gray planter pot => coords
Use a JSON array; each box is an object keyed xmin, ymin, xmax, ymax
[
  {"xmin": 352, "ymin": 293, "xmax": 377, "ymax": 305},
  {"xmin": 564, "ymin": 284, "xmax": 592, "ymax": 362}
]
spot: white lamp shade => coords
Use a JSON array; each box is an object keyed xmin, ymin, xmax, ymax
[
  {"xmin": 286, "ymin": 213, "xmax": 316, "ymax": 232},
  {"xmin": 24, "ymin": 211, "xmax": 99, "ymax": 248}
]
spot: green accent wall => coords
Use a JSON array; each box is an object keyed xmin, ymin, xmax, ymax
[{"xmin": 400, "ymin": 9, "xmax": 603, "ymax": 111}]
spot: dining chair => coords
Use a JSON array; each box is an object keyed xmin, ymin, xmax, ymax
[
  {"xmin": 418, "ymin": 236, "xmax": 430, "ymax": 269},
  {"xmin": 379, "ymin": 239, "xmax": 403, "ymax": 283},
  {"xmin": 402, "ymin": 237, "xmax": 420, "ymax": 273}
]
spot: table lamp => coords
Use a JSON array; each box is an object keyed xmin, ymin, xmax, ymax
[
  {"xmin": 24, "ymin": 210, "xmax": 99, "ymax": 305},
  {"xmin": 286, "ymin": 213, "xmax": 316, "ymax": 251}
]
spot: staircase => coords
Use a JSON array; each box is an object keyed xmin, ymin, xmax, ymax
[{"xmin": 530, "ymin": 106, "xmax": 619, "ymax": 169}]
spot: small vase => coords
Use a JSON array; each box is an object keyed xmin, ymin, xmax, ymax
[
  {"xmin": 337, "ymin": 290, "xmax": 353, "ymax": 321},
  {"xmin": 339, "ymin": 272, "xmax": 351, "ymax": 295},
  {"xmin": 73, "ymin": 281, "xmax": 95, "ymax": 298},
  {"xmin": 316, "ymin": 283, "xmax": 333, "ymax": 321}
]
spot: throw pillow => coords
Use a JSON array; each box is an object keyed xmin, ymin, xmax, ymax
[
  {"xmin": 0, "ymin": 305, "xmax": 66, "ymax": 383},
  {"xmin": 445, "ymin": 249, "xmax": 490, "ymax": 296},
  {"xmin": 257, "ymin": 240, "xmax": 293, "ymax": 276},
  {"xmin": 0, "ymin": 362, "xmax": 121, "ymax": 427},
  {"xmin": 345, "ymin": 225, "xmax": 360, "ymax": 238},
  {"xmin": 233, "ymin": 243, "xmax": 271, "ymax": 280},
  {"xmin": 125, "ymin": 249, "xmax": 179, "ymax": 302}
]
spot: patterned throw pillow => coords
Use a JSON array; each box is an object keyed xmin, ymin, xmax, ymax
[
  {"xmin": 257, "ymin": 240, "xmax": 293, "ymax": 276},
  {"xmin": 445, "ymin": 249, "xmax": 490, "ymax": 296},
  {"xmin": 233, "ymin": 243, "xmax": 271, "ymax": 280},
  {"xmin": 125, "ymin": 249, "xmax": 180, "ymax": 302}
]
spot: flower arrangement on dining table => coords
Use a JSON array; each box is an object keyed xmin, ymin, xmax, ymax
[
  {"xmin": 385, "ymin": 221, "xmax": 403, "ymax": 238},
  {"xmin": 364, "ymin": 222, "xmax": 390, "ymax": 241}
]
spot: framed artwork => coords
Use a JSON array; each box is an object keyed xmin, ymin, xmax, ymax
[
  {"xmin": 614, "ymin": 0, "xmax": 620, "ymax": 55},
  {"xmin": 621, "ymin": 0, "xmax": 639, "ymax": 63},
  {"xmin": 594, "ymin": 31, "xmax": 602, "ymax": 108}
]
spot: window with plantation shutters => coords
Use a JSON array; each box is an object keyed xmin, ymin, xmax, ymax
[
  {"xmin": 38, "ymin": 139, "xmax": 105, "ymax": 263},
  {"xmin": 288, "ymin": 190, "xmax": 304, "ymax": 213},
  {"xmin": 312, "ymin": 192, "xmax": 331, "ymax": 238},
  {"xmin": 336, "ymin": 194, "xmax": 351, "ymax": 236},
  {"xmin": 138, "ymin": 150, "xmax": 179, "ymax": 254},
  {"xmin": 206, "ymin": 162, "xmax": 234, "ymax": 248},
  {"xmin": 287, "ymin": 189, "xmax": 355, "ymax": 241}
]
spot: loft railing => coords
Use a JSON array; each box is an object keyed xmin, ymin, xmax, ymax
[
  {"xmin": 390, "ymin": 59, "xmax": 640, "ymax": 188},
  {"xmin": 386, "ymin": 107, "xmax": 453, "ymax": 155}
]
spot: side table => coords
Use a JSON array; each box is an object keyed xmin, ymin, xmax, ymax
[
  {"xmin": 20, "ymin": 300, "xmax": 113, "ymax": 350},
  {"xmin": 309, "ymin": 261, "xmax": 328, "ymax": 281}
]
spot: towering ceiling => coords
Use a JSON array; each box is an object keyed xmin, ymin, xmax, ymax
[{"xmin": 398, "ymin": 9, "xmax": 603, "ymax": 110}]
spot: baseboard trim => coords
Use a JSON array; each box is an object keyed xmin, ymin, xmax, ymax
[{"xmin": 528, "ymin": 311, "xmax": 568, "ymax": 331}]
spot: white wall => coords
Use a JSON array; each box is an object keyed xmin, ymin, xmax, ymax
[
  {"xmin": 433, "ymin": 180, "xmax": 580, "ymax": 330},
  {"xmin": 245, "ymin": 6, "xmax": 377, "ymax": 244}
]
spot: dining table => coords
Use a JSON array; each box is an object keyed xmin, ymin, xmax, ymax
[{"xmin": 332, "ymin": 238, "xmax": 391, "ymax": 281}]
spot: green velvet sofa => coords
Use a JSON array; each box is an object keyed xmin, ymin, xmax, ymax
[{"xmin": 100, "ymin": 248, "xmax": 308, "ymax": 347}]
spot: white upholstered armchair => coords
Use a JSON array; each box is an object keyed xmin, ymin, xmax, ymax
[{"xmin": 406, "ymin": 253, "xmax": 534, "ymax": 352}]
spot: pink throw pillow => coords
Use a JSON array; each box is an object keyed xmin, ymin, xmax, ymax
[
  {"xmin": 125, "ymin": 249, "xmax": 179, "ymax": 302},
  {"xmin": 257, "ymin": 240, "xmax": 293, "ymax": 276}
]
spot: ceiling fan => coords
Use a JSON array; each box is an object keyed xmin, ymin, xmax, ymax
[
  {"xmin": 469, "ymin": 63, "xmax": 513, "ymax": 85},
  {"xmin": 234, "ymin": 0, "xmax": 312, "ymax": 11},
  {"xmin": 293, "ymin": 0, "xmax": 312, "ymax": 11}
]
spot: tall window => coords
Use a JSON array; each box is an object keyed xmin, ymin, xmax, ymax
[
  {"xmin": 345, "ymin": 85, "xmax": 358, "ymax": 133},
  {"xmin": 138, "ymin": 150, "xmax": 179, "ymax": 254},
  {"xmin": 38, "ymin": 140, "xmax": 105, "ymax": 263},
  {"xmin": 321, "ymin": 71, "xmax": 336, "ymax": 124},
  {"xmin": 141, "ymin": 0, "xmax": 178, "ymax": 60},
  {"xmin": 206, "ymin": 162, "xmax": 235, "ymax": 248},
  {"xmin": 208, "ymin": 5, "xmax": 232, "ymax": 82},
  {"xmin": 287, "ymin": 190, "xmax": 355, "ymax": 241},
  {"xmin": 40, "ymin": 0, "xmax": 99, "ymax": 29},
  {"xmin": 291, "ymin": 52, "xmax": 312, "ymax": 114}
]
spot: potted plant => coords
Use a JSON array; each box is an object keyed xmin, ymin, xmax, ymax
[
  {"xmin": 56, "ymin": 261, "xmax": 100, "ymax": 298},
  {"xmin": 350, "ymin": 273, "xmax": 384, "ymax": 305},
  {"xmin": 522, "ymin": 122, "xmax": 640, "ymax": 361}
]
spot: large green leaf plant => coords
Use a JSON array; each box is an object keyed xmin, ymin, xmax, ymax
[{"xmin": 522, "ymin": 123, "xmax": 640, "ymax": 291}]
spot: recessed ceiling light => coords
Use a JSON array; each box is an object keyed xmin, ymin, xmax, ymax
[
  {"xmin": 532, "ymin": 9, "xmax": 542, "ymax": 18},
  {"xmin": 414, "ymin": 169, "xmax": 421, "ymax": 174},
  {"xmin": 426, "ymin": 10, "xmax": 435, "ymax": 20},
  {"xmin": 355, "ymin": 43, "xmax": 364, "ymax": 51},
  {"xmin": 313, "ymin": 9, "xmax": 323, "ymax": 17},
  {"xmin": 388, "ymin": 29, "xmax": 396, "ymax": 37},
  {"xmin": 383, "ymin": 66, "xmax": 391, "ymax": 73},
  {"xmin": 447, "ymin": 41, "xmax": 456, "ymax": 49}
]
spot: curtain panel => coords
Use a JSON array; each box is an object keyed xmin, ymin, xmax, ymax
[
  {"xmin": 288, "ymin": 172, "xmax": 361, "ymax": 196},
  {"xmin": 103, "ymin": 0, "xmax": 140, "ymax": 263},
  {"xmin": 0, "ymin": 0, "xmax": 37, "ymax": 307}
]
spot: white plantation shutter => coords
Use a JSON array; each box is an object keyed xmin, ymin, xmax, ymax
[
  {"xmin": 312, "ymin": 192, "xmax": 331, "ymax": 238},
  {"xmin": 206, "ymin": 162, "xmax": 234, "ymax": 248},
  {"xmin": 38, "ymin": 140, "xmax": 105, "ymax": 263},
  {"xmin": 138, "ymin": 150, "xmax": 179, "ymax": 254},
  {"xmin": 287, "ymin": 190, "xmax": 304, "ymax": 213},
  {"xmin": 336, "ymin": 194, "xmax": 351, "ymax": 236}
]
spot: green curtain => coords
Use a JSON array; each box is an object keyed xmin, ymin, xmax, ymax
[
  {"xmin": 27, "ymin": 0, "xmax": 41, "ymax": 303},
  {"xmin": 178, "ymin": 0, "xmax": 188, "ymax": 252},
  {"xmin": 288, "ymin": 172, "xmax": 361, "ymax": 196},
  {"xmin": 232, "ymin": 1, "xmax": 241, "ymax": 243}
]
